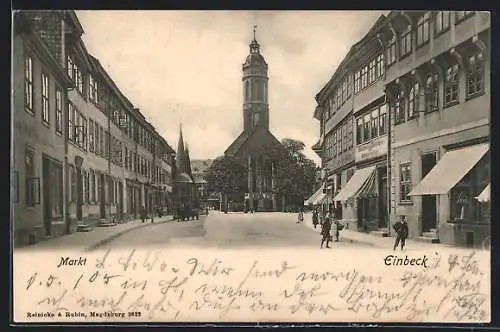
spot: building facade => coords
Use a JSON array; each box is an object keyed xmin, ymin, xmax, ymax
[
  {"xmin": 312, "ymin": 11, "xmax": 490, "ymax": 247},
  {"xmin": 12, "ymin": 10, "xmax": 175, "ymax": 247},
  {"xmin": 224, "ymin": 29, "xmax": 285, "ymax": 212},
  {"xmin": 384, "ymin": 11, "xmax": 490, "ymax": 247}
]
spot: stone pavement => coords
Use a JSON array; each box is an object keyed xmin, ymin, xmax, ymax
[{"xmin": 15, "ymin": 215, "xmax": 174, "ymax": 253}]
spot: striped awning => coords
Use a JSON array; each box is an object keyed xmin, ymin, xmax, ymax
[
  {"xmin": 334, "ymin": 166, "xmax": 376, "ymax": 201},
  {"xmin": 305, "ymin": 186, "xmax": 325, "ymax": 205},
  {"xmin": 475, "ymin": 183, "xmax": 490, "ymax": 202}
]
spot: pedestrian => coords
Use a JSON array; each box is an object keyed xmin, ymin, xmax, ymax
[
  {"xmin": 312, "ymin": 209, "xmax": 319, "ymax": 229},
  {"xmin": 140, "ymin": 205, "xmax": 146, "ymax": 223},
  {"xmin": 320, "ymin": 217, "xmax": 332, "ymax": 248},
  {"xmin": 393, "ymin": 216, "xmax": 409, "ymax": 251},
  {"xmin": 333, "ymin": 219, "xmax": 344, "ymax": 242},
  {"xmin": 297, "ymin": 208, "xmax": 304, "ymax": 224}
]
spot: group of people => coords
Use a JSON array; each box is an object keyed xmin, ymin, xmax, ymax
[
  {"xmin": 297, "ymin": 208, "xmax": 410, "ymax": 251},
  {"xmin": 297, "ymin": 208, "xmax": 344, "ymax": 249}
]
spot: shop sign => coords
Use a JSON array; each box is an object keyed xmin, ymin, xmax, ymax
[{"xmin": 355, "ymin": 135, "xmax": 388, "ymax": 162}]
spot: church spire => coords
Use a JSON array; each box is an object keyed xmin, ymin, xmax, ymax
[
  {"xmin": 249, "ymin": 25, "xmax": 260, "ymax": 54},
  {"xmin": 184, "ymin": 143, "xmax": 193, "ymax": 178},
  {"xmin": 176, "ymin": 123, "xmax": 186, "ymax": 173}
]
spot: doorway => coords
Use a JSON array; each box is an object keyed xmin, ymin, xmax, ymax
[
  {"xmin": 42, "ymin": 156, "xmax": 52, "ymax": 236},
  {"xmin": 378, "ymin": 166, "xmax": 388, "ymax": 228},
  {"xmin": 76, "ymin": 168, "xmax": 82, "ymax": 221},
  {"xmin": 99, "ymin": 173, "xmax": 106, "ymax": 219},
  {"xmin": 421, "ymin": 152, "xmax": 437, "ymax": 232}
]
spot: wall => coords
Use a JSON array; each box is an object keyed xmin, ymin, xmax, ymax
[{"xmin": 12, "ymin": 35, "xmax": 67, "ymax": 245}]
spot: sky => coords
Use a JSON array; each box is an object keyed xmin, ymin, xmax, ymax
[{"xmin": 76, "ymin": 10, "xmax": 384, "ymax": 165}]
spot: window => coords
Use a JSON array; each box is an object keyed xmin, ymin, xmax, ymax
[
  {"xmin": 369, "ymin": 58, "xmax": 376, "ymax": 84},
  {"xmin": 336, "ymin": 127, "xmax": 342, "ymax": 156},
  {"xmin": 445, "ymin": 63, "xmax": 459, "ymax": 105},
  {"xmin": 467, "ymin": 52, "xmax": 484, "ymax": 97},
  {"xmin": 363, "ymin": 113, "xmax": 371, "ymax": 143},
  {"xmin": 379, "ymin": 104, "xmax": 387, "ymax": 135},
  {"xmin": 332, "ymin": 131, "xmax": 336, "ymax": 158},
  {"xmin": 55, "ymin": 89, "xmax": 62, "ymax": 133},
  {"xmin": 370, "ymin": 108, "xmax": 379, "ymax": 139},
  {"xmin": 90, "ymin": 169, "xmax": 95, "ymax": 202},
  {"xmin": 100, "ymin": 127, "xmax": 104, "ymax": 156},
  {"xmin": 68, "ymin": 103, "xmax": 74, "ymax": 141},
  {"xmin": 394, "ymin": 90, "xmax": 406, "ymax": 124},
  {"xmin": 69, "ymin": 165, "xmax": 76, "ymax": 202},
  {"xmin": 361, "ymin": 66, "xmax": 368, "ymax": 89},
  {"xmin": 455, "ymin": 11, "xmax": 473, "ymax": 23},
  {"xmin": 41, "ymin": 73, "xmax": 49, "ymax": 124},
  {"xmin": 425, "ymin": 73, "xmax": 439, "ymax": 112},
  {"xmin": 329, "ymin": 97, "xmax": 335, "ymax": 117},
  {"xmin": 346, "ymin": 75, "xmax": 352, "ymax": 99},
  {"xmin": 105, "ymin": 131, "xmax": 110, "ymax": 159},
  {"xmin": 342, "ymin": 123, "xmax": 347, "ymax": 152},
  {"xmin": 25, "ymin": 55, "xmax": 33, "ymax": 113},
  {"xmin": 376, "ymin": 54, "xmax": 384, "ymax": 78},
  {"xmin": 341, "ymin": 80, "xmax": 347, "ymax": 104},
  {"xmin": 95, "ymin": 123, "xmax": 100, "ymax": 155},
  {"xmin": 76, "ymin": 65, "xmax": 84, "ymax": 95},
  {"xmin": 356, "ymin": 118, "xmax": 363, "ymax": 145},
  {"xmin": 85, "ymin": 171, "xmax": 90, "ymax": 203},
  {"xmin": 89, "ymin": 120, "xmax": 94, "ymax": 152},
  {"xmin": 435, "ymin": 11, "xmax": 450, "ymax": 34},
  {"xmin": 89, "ymin": 74, "xmax": 98, "ymax": 103},
  {"xmin": 408, "ymin": 82, "xmax": 419, "ymax": 119},
  {"xmin": 347, "ymin": 118, "xmax": 353, "ymax": 149},
  {"xmin": 400, "ymin": 26, "xmax": 412, "ymax": 58},
  {"xmin": 416, "ymin": 13, "xmax": 430, "ymax": 47},
  {"xmin": 354, "ymin": 71, "xmax": 361, "ymax": 94},
  {"xmin": 125, "ymin": 147, "xmax": 129, "ymax": 169},
  {"xmin": 387, "ymin": 35, "xmax": 397, "ymax": 66},
  {"xmin": 450, "ymin": 154, "xmax": 489, "ymax": 223},
  {"xmin": 399, "ymin": 163, "xmax": 412, "ymax": 202},
  {"xmin": 25, "ymin": 148, "xmax": 36, "ymax": 206},
  {"xmin": 67, "ymin": 56, "xmax": 74, "ymax": 79},
  {"xmin": 50, "ymin": 163, "xmax": 63, "ymax": 217}
]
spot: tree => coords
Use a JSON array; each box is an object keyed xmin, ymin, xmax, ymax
[
  {"xmin": 204, "ymin": 155, "xmax": 247, "ymax": 211},
  {"xmin": 262, "ymin": 138, "xmax": 318, "ymax": 210}
]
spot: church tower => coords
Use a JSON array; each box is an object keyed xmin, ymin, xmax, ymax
[{"xmin": 242, "ymin": 26, "xmax": 269, "ymax": 132}]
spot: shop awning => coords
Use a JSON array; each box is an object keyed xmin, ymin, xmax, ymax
[
  {"xmin": 312, "ymin": 192, "xmax": 326, "ymax": 205},
  {"xmin": 409, "ymin": 143, "xmax": 489, "ymax": 196},
  {"xmin": 475, "ymin": 183, "xmax": 490, "ymax": 202},
  {"xmin": 334, "ymin": 165, "xmax": 376, "ymax": 201},
  {"xmin": 305, "ymin": 186, "xmax": 324, "ymax": 205}
]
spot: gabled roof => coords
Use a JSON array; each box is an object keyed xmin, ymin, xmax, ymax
[
  {"xmin": 225, "ymin": 126, "xmax": 283, "ymax": 158},
  {"xmin": 174, "ymin": 172, "xmax": 193, "ymax": 183},
  {"xmin": 224, "ymin": 131, "xmax": 250, "ymax": 156}
]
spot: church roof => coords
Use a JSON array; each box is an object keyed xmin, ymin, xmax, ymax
[
  {"xmin": 224, "ymin": 125, "xmax": 283, "ymax": 157},
  {"xmin": 244, "ymin": 52, "xmax": 267, "ymax": 67},
  {"xmin": 224, "ymin": 131, "xmax": 249, "ymax": 156}
]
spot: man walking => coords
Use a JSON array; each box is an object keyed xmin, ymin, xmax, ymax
[
  {"xmin": 320, "ymin": 217, "xmax": 332, "ymax": 249},
  {"xmin": 393, "ymin": 216, "xmax": 409, "ymax": 251}
]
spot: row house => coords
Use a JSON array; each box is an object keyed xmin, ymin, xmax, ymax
[
  {"xmin": 12, "ymin": 10, "xmax": 175, "ymax": 247},
  {"xmin": 311, "ymin": 10, "xmax": 490, "ymax": 247}
]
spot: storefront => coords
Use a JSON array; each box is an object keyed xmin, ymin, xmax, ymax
[
  {"xmin": 334, "ymin": 131, "xmax": 388, "ymax": 232},
  {"xmin": 408, "ymin": 142, "xmax": 490, "ymax": 247}
]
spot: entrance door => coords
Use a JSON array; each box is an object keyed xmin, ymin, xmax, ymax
[
  {"xmin": 42, "ymin": 157, "xmax": 52, "ymax": 236},
  {"xmin": 118, "ymin": 182, "xmax": 123, "ymax": 221},
  {"xmin": 99, "ymin": 173, "xmax": 106, "ymax": 218},
  {"xmin": 421, "ymin": 153, "xmax": 437, "ymax": 232},
  {"xmin": 378, "ymin": 167, "xmax": 388, "ymax": 228},
  {"xmin": 76, "ymin": 168, "xmax": 82, "ymax": 221}
]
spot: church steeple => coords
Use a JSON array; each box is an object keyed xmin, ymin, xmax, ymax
[
  {"xmin": 176, "ymin": 123, "xmax": 186, "ymax": 173},
  {"xmin": 249, "ymin": 25, "xmax": 260, "ymax": 54},
  {"xmin": 242, "ymin": 26, "xmax": 269, "ymax": 133}
]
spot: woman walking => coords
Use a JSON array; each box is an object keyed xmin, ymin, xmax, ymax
[
  {"xmin": 320, "ymin": 217, "xmax": 332, "ymax": 248},
  {"xmin": 312, "ymin": 209, "xmax": 319, "ymax": 229}
]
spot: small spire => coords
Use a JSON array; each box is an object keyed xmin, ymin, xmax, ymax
[{"xmin": 253, "ymin": 25, "xmax": 257, "ymax": 41}]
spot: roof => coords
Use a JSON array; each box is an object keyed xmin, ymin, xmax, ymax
[
  {"xmin": 224, "ymin": 131, "xmax": 250, "ymax": 156},
  {"xmin": 224, "ymin": 126, "xmax": 283, "ymax": 158},
  {"xmin": 315, "ymin": 14, "xmax": 387, "ymax": 103},
  {"xmin": 191, "ymin": 159, "xmax": 213, "ymax": 174}
]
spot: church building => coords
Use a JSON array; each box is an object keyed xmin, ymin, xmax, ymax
[
  {"xmin": 224, "ymin": 27, "xmax": 285, "ymax": 212},
  {"xmin": 172, "ymin": 125, "xmax": 197, "ymax": 211}
]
